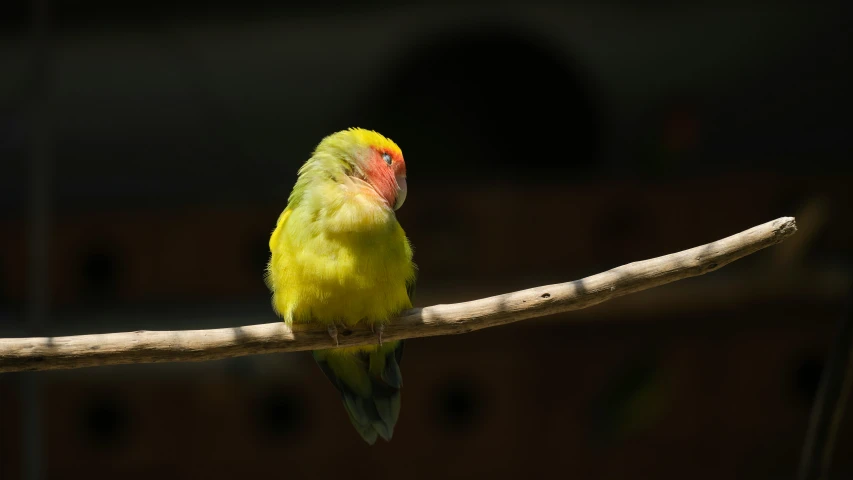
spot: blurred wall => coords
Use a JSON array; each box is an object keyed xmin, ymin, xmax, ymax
[{"xmin": 1, "ymin": 2, "xmax": 852, "ymax": 479}]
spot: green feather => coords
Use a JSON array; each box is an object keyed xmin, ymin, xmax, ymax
[{"xmin": 313, "ymin": 341, "xmax": 405, "ymax": 444}]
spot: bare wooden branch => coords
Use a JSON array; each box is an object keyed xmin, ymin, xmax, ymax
[{"xmin": 0, "ymin": 217, "xmax": 797, "ymax": 373}]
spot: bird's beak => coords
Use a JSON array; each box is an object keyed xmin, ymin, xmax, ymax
[{"xmin": 394, "ymin": 176, "xmax": 407, "ymax": 210}]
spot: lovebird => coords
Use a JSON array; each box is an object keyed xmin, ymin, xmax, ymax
[{"xmin": 266, "ymin": 128, "xmax": 415, "ymax": 444}]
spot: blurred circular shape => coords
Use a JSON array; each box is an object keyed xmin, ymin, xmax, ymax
[
  {"xmin": 432, "ymin": 376, "xmax": 486, "ymax": 434},
  {"xmin": 81, "ymin": 394, "xmax": 131, "ymax": 448},
  {"xmin": 357, "ymin": 24, "xmax": 601, "ymax": 183},
  {"xmin": 79, "ymin": 244, "xmax": 121, "ymax": 300},
  {"xmin": 792, "ymin": 353, "xmax": 825, "ymax": 406},
  {"xmin": 254, "ymin": 388, "xmax": 307, "ymax": 440}
]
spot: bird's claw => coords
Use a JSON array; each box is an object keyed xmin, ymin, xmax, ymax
[
  {"xmin": 371, "ymin": 323, "xmax": 385, "ymax": 346},
  {"xmin": 327, "ymin": 324, "xmax": 339, "ymax": 347}
]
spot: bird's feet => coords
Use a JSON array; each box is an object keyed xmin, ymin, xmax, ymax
[
  {"xmin": 371, "ymin": 323, "xmax": 385, "ymax": 346},
  {"xmin": 327, "ymin": 324, "xmax": 339, "ymax": 347}
]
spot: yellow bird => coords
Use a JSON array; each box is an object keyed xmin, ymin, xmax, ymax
[{"xmin": 266, "ymin": 128, "xmax": 415, "ymax": 444}]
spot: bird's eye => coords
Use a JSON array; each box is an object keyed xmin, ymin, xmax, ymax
[{"xmin": 382, "ymin": 153, "xmax": 393, "ymax": 165}]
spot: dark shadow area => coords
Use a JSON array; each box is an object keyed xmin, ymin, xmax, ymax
[
  {"xmin": 80, "ymin": 392, "xmax": 131, "ymax": 449},
  {"xmin": 351, "ymin": 23, "xmax": 602, "ymax": 184},
  {"xmin": 792, "ymin": 352, "xmax": 826, "ymax": 407},
  {"xmin": 79, "ymin": 244, "xmax": 121, "ymax": 302},
  {"xmin": 432, "ymin": 375, "xmax": 487, "ymax": 434},
  {"xmin": 253, "ymin": 386, "xmax": 307, "ymax": 442},
  {"xmin": 2, "ymin": 3, "xmax": 852, "ymax": 479}
]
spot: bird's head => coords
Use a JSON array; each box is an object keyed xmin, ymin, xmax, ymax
[{"xmin": 313, "ymin": 128, "xmax": 408, "ymax": 211}]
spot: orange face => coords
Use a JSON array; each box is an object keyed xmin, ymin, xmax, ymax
[{"xmin": 364, "ymin": 145, "xmax": 407, "ymax": 210}]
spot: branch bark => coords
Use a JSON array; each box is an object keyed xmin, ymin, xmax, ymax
[{"xmin": 0, "ymin": 216, "xmax": 797, "ymax": 373}]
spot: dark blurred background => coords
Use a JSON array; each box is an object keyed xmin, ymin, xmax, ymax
[{"xmin": 1, "ymin": 1, "xmax": 852, "ymax": 479}]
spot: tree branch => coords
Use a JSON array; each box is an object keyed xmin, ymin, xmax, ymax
[{"xmin": 0, "ymin": 217, "xmax": 797, "ymax": 373}]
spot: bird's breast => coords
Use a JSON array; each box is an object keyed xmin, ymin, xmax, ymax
[{"xmin": 269, "ymin": 203, "xmax": 414, "ymax": 327}]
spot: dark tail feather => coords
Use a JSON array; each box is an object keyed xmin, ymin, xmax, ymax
[{"xmin": 313, "ymin": 341, "xmax": 404, "ymax": 444}]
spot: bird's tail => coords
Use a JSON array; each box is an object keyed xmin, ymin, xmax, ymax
[{"xmin": 312, "ymin": 341, "xmax": 404, "ymax": 445}]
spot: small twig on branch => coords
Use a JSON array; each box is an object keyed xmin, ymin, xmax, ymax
[{"xmin": 0, "ymin": 217, "xmax": 797, "ymax": 373}]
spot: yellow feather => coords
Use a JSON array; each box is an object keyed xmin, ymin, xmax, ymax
[{"xmin": 266, "ymin": 129, "xmax": 415, "ymax": 331}]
